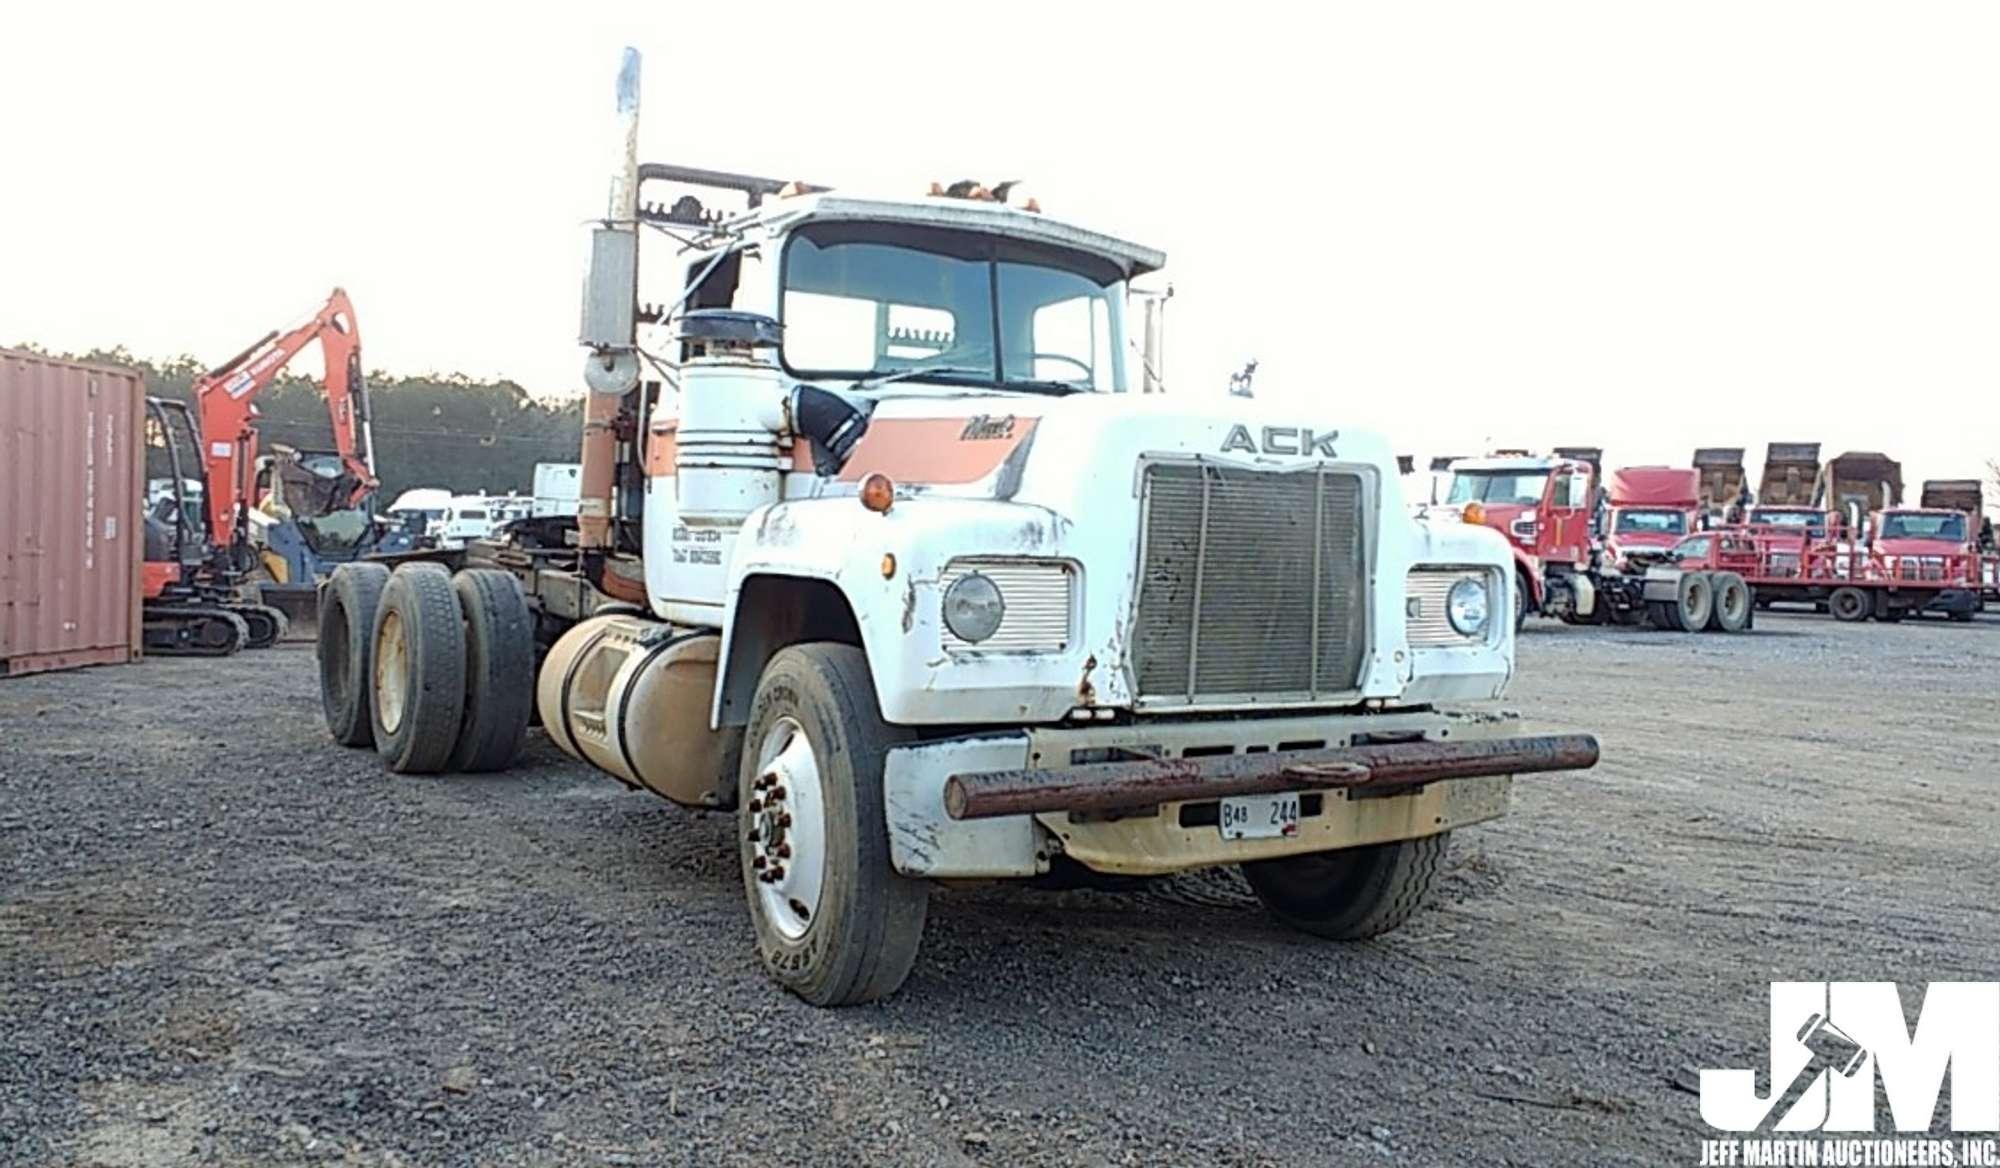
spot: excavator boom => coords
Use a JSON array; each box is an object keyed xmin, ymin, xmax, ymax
[{"xmin": 192, "ymin": 288, "xmax": 376, "ymax": 551}]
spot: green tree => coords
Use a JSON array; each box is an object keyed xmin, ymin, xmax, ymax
[{"xmin": 40, "ymin": 346, "xmax": 583, "ymax": 504}]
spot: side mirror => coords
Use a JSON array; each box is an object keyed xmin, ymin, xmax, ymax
[{"xmin": 580, "ymin": 227, "xmax": 640, "ymax": 395}]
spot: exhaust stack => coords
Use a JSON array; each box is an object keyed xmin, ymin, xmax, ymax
[{"xmin": 576, "ymin": 48, "xmax": 645, "ymax": 551}]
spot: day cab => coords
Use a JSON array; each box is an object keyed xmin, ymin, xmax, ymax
[
  {"xmin": 1601, "ymin": 466, "xmax": 1700, "ymax": 573},
  {"xmin": 1871, "ymin": 508, "xmax": 1982, "ymax": 618},
  {"xmin": 314, "ymin": 48, "xmax": 1603, "ymax": 1008},
  {"xmin": 1442, "ymin": 454, "xmax": 1595, "ymax": 626}
]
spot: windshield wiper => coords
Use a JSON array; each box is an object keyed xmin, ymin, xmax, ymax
[
  {"xmin": 851, "ymin": 365, "xmax": 990, "ymax": 392},
  {"xmin": 1000, "ymin": 378, "xmax": 1090, "ymax": 397}
]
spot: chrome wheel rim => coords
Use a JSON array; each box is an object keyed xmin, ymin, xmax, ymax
[{"xmin": 748, "ymin": 716, "xmax": 827, "ymax": 941}]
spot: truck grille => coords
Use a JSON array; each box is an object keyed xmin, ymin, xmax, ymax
[{"xmin": 1133, "ymin": 463, "xmax": 1368, "ymax": 704}]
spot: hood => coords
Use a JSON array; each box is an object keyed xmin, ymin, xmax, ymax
[
  {"xmin": 1876, "ymin": 537, "xmax": 1963, "ymax": 556},
  {"xmin": 825, "ymin": 390, "xmax": 1404, "ymax": 514}
]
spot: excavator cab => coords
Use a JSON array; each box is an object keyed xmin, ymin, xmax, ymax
[{"xmin": 139, "ymin": 397, "xmax": 289, "ymax": 655}]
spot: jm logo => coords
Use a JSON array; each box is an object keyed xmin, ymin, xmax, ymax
[
  {"xmin": 1701, "ymin": 982, "xmax": 2000, "ymax": 1132},
  {"xmin": 1220, "ymin": 424, "xmax": 1338, "ymax": 457}
]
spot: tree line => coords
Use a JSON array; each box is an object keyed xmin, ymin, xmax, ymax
[{"xmin": 24, "ymin": 346, "xmax": 584, "ymax": 503}]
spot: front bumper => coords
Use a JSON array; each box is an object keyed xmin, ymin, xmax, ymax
[{"xmin": 881, "ymin": 708, "xmax": 1598, "ymax": 878}]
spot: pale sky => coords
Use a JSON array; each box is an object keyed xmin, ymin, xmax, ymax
[{"xmin": 4, "ymin": 2, "xmax": 1996, "ymax": 502}]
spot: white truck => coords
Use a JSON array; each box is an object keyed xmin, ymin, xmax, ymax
[
  {"xmin": 313, "ymin": 50, "xmax": 1597, "ymax": 1006},
  {"xmin": 531, "ymin": 462, "xmax": 582, "ymax": 518}
]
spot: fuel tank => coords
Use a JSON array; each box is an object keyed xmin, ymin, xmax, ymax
[{"xmin": 536, "ymin": 614, "xmax": 743, "ymax": 808}]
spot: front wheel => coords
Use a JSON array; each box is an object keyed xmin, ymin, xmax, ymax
[
  {"xmin": 1829, "ymin": 586, "xmax": 1870, "ymax": 623},
  {"xmin": 739, "ymin": 643, "xmax": 927, "ymax": 1007},
  {"xmin": 1241, "ymin": 832, "xmax": 1448, "ymax": 940}
]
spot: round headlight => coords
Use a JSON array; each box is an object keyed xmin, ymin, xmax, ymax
[
  {"xmin": 1446, "ymin": 577, "xmax": 1490, "ymax": 636},
  {"xmin": 942, "ymin": 573, "xmax": 1006, "ymax": 643}
]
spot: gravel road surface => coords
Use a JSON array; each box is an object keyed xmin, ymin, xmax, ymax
[{"xmin": 4, "ymin": 612, "xmax": 1996, "ymax": 1166}]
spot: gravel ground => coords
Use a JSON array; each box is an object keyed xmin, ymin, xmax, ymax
[{"xmin": 3, "ymin": 610, "xmax": 1997, "ymax": 1167}]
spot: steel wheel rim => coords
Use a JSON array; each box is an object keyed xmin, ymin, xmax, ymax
[
  {"xmin": 374, "ymin": 609, "xmax": 409, "ymax": 735},
  {"xmin": 749, "ymin": 715, "xmax": 828, "ymax": 941}
]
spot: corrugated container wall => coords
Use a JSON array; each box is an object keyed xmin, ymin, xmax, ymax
[{"xmin": 1, "ymin": 349, "xmax": 146, "ymax": 676}]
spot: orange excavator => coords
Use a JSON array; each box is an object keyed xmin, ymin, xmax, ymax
[{"xmin": 142, "ymin": 289, "xmax": 379, "ymax": 655}]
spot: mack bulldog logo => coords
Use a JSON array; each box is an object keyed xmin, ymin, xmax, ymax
[
  {"xmin": 1221, "ymin": 424, "xmax": 1339, "ymax": 457},
  {"xmin": 960, "ymin": 414, "xmax": 1017, "ymax": 441}
]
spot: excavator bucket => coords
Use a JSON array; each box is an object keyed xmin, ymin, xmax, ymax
[{"xmin": 257, "ymin": 581, "xmax": 319, "ymax": 642}]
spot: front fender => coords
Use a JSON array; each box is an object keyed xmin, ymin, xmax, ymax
[{"xmin": 716, "ymin": 496, "xmax": 1092, "ymax": 726}]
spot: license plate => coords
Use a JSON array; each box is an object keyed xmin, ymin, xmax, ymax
[{"xmin": 1218, "ymin": 792, "xmax": 1300, "ymax": 840}]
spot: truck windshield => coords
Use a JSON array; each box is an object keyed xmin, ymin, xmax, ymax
[
  {"xmin": 1748, "ymin": 509, "xmax": 1823, "ymax": 535},
  {"xmin": 781, "ymin": 222, "xmax": 1127, "ymax": 394},
  {"xmin": 1878, "ymin": 513, "xmax": 1966, "ymax": 542},
  {"xmin": 1614, "ymin": 509, "xmax": 1686, "ymax": 535},
  {"xmin": 1446, "ymin": 471, "xmax": 1548, "ymax": 506}
]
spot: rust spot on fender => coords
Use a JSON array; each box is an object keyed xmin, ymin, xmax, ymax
[{"xmin": 1076, "ymin": 654, "xmax": 1098, "ymax": 705}]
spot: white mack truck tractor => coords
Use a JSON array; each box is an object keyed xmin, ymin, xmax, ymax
[{"xmin": 314, "ymin": 49, "xmax": 1599, "ymax": 1006}]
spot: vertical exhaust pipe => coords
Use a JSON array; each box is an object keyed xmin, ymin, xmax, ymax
[
  {"xmin": 1139, "ymin": 286, "xmax": 1170, "ymax": 394},
  {"xmin": 577, "ymin": 47, "xmax": 644, "ymax": 551}
]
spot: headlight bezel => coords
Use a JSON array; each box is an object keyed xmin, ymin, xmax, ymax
[
  {"xmin": 1446, "ymin": 575, "xmax": 1492, "ymax": 637},
  {"xmin": 941, "ymin": 571, "xmax": 1007, "ymax": 644},
  {"xmin": 937, "ymin": 558, "xmax": 1078, "ymax": 654}
]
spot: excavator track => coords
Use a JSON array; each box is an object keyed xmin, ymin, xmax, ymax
[
  {"xmin": 231, "ymin": 603, "xmax": 290, "ymax": 649},
  {"xmin": 143, "ymin": 605, "xmax": 250, "ymax": 657}
]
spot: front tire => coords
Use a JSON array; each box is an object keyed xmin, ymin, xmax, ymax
[
  {"xmin": 739, "ymin": 643, "xmax": 927, "ymax": 1007},
  {"xmin": 1241, "ymin": 832, "xmax": 1448, "ymax": 940},
  {"xmin": 1830, "ymin": 586, "xmax": 1870, "ymax": 623}
]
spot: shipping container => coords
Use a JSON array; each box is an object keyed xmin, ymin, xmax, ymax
[{"xmin": 1, "ymin": 349, "xmax": 146, "ymax": 676}]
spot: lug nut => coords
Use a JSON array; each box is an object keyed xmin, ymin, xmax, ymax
[
  {"xmin": 768, "ymin": 865, "xmax": 785, "ymax": 880},
  {"xmin": 769, "ymin": 786, "xmax": 786, "ymax": 800},
  {"xmin": 752, "ymin": 855, "xmax": 766, "ymax": 869},
  {"xmin": 748, "ymin": 799, "xmax": 763, "ymax": 813},
  {"xmin": 778, "ymin": 813, "xmax": 793, "ymax": 829},
  {"xmin": 776, "ymin": 843, "xmax": 792, "ymax": 859}
]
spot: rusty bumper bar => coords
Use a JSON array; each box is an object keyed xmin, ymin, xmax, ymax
[{"xmin": 942, "ymin": 733, "xmax": 1600, "ymax": 821}]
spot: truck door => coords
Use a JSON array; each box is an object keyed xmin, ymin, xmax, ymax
[{"xmin": 1540, "ymin": 468, "xmax": 1594, "ymax": 565}]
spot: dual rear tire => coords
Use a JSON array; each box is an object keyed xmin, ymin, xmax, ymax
[
  {"xmin": 1646, "ymin": 571, "xmax": 1750, "ymax": 633},
  {"xmin": 318, "ymin": 563, "xmax": 534, "ymax": 775}
]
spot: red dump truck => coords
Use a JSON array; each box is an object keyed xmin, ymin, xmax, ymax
[
  {"xmin": 1921, "ymin": 479, "xmax": 1997, "ymax": 602},
  {"xmin": 1447, "ymin": 454, "xmax": 1747, "ymax": 633},
  {"xmin": 1601, "ymin": 466, "xmax": 1700, "ymax": 573}
]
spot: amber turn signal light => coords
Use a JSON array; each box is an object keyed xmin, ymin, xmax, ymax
[
  {"xmin": 860, "ymin": 473, "xmax": 896, "ymax": 514},
  {"xmin": 1462, "ymin": 501, "xmax": 1487, "ymax": 526}
]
